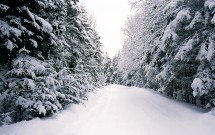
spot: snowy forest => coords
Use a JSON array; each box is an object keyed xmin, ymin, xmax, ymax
[
  {"xmin": 0, "ymin": 0, "xmax": 106, "ymax": 124},
  {"xmin": 0, "ymin": 0, "xmax": 215, "ymax": 127},
  {"xmin": 118, "ymin": 0, "xmax": 215, "ymax": 109}
]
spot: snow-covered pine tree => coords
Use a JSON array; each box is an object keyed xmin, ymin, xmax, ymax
[
  {"xmin": 0, "ymin": 0, "xmax": 63, "ymax": 62},
  {"xmin": 120, "ymin": 0, "xmax": 215, "ymax": 109},
  {"xmin": 0, "ymin": 0, "xmax": 62, "ymax": 124},
  {"xmin": 172, "ymin": 0, "xmax": 215, "ymax": 107},
  {"xmin": 153, "ymin": 0, "xmax": 215, "ymax": 107},
  {"xmin": 49, "ymin": 2, "xmax": 105, "ymax": 106},
  {"xmin": 67, "ymin": 5, "xmax": 104, "ymax": 89},
  {"xmin": 102, "ymin": 52, "xmax": 123, "ymax": 85},
  {"xmin": 110, "ymin": 52, "xmax": 123, "ymax": 84},
  {"xmin": 0, "ymin": 48, "xmax": 64, "ymax": 123},
  {"xmin": 0, "ymin": 0, "xmax": 105, "ymax": 124},
  {"xmin": 155, "ymin": 0, "xmax": 196, "ymax": 99},
  {"xmin": 103, "ymin": 53, "xmax": 113, "ymax": 85}
]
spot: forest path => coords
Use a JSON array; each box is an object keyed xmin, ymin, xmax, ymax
[{"xmin": 1, "ymin": 85, "xmax": 215, "ymax": 135}]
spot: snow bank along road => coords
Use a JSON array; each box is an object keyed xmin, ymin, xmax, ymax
[{"xmin": 1, "ymin": 85, "xmax": 215, "ymax": 135}]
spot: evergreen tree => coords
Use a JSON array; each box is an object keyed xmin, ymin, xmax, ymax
[
  {"xmin": 0, "ymin": 49, "xmax": 64, "ymax": 123},
  {"xmin": 120, "ymin": 0, "xmax": 215, "ymax": 109},
  {"xmin": 103, "ymin": 53, "xmax": 113, "ymax": 85},
  {"xmin": 0, "ymin": 0, "xmax": 105, "ymax": 124},
  {"xmin": 0, "ymin": 0, "xmax": 65, "ymax": 124},
  {"xmin": 103, "ymin": 52, "xmax": 123, "ymax": 85},
  {"xmin": 154, "ymin": 0, "xmax": 215, "ymax": 107},
  {"xmin": 111, "ymin": 52, "xmax": 123, "ymax": 85}
]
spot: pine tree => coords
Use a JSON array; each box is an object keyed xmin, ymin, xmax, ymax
[
  {"xmin": 0, "ymin": 49, "xmax": 64, "ymax": 123},
  {"xmin": 0, "ymin": 0, "xmax": 105, "ymax": 124},
  {"xmin": 103, "ymin": 53, "xmax": 113, "ymax": 85},
  {"xmin": 120, "ymin": 0, "xmax": 215, "ymax": 109},
  {"xmin": 110, "ymin": 52, "xmax": 123, "ymax": 84},
  {"xmin": 155, "ymin": 0, "xmax": 215, "ymax": 107},
  {"xmin": 0, "ymin": 0, "xmax": 64, "ymax": 124}
]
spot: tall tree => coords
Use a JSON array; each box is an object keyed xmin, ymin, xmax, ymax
[
  {"xmin": 0, "ymin": 0, "xmax": 104, "ymax": 125},
  {"xmin": 120, "ymin": 0, "xmax": 215, "ymax": 109}
]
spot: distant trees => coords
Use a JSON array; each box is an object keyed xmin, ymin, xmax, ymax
[
  {"xmin": 0, "ymin": 0, "xmax": 104, "ymax": 125},
  {"xmin": 103, "ymin": 52, "xmax": 123, "ymax": 85},
  {"xmin": 120, "ymin": 0, "xmax": 215, "ymax": 109}
]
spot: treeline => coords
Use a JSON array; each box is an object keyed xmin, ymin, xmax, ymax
[
  {"xmin": 103, "ymin": 52, "xmax": 123, "ymax": 85},
  {"xmin": 119, "ymin": 0, "xmax": 215, "ymax": 109},
  {"xmin": 0, "ymin": 0, "xmax": 104, "ymax": 124}
]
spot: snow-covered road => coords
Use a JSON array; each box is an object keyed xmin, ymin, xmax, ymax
[{"xmin": 1, "ymin": 85, "xmax": 215, "ymax": 135}]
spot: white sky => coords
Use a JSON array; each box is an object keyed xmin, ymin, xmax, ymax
[{"xmin": 80, "ymin": 0, "xmax": 132, "ymax": 57}]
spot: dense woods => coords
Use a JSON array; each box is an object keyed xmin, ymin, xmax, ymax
[
  {"xmin": 119, "ymin": 0, "xmax": 215, "ymax": 109},
  {"xmin": 0, "ymin": 0, "xmax": 104, "ymax": 124},
  {"xmin": 1, "ymin": 0, "xmax": 215, "ymax": 126}
]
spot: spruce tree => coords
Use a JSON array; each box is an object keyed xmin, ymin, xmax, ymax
[
  {"xmin": 0, "ymin": 0, "xmax": 105, "ymax": 124},
  {"xmin": 120, "ymin": 0, "xmax": 215, "ymax": 109}
]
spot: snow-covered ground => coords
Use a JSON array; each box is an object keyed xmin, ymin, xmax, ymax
[{"xmin": 0, "ymin": 85, "xmax": 215, "ymax": 135}]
